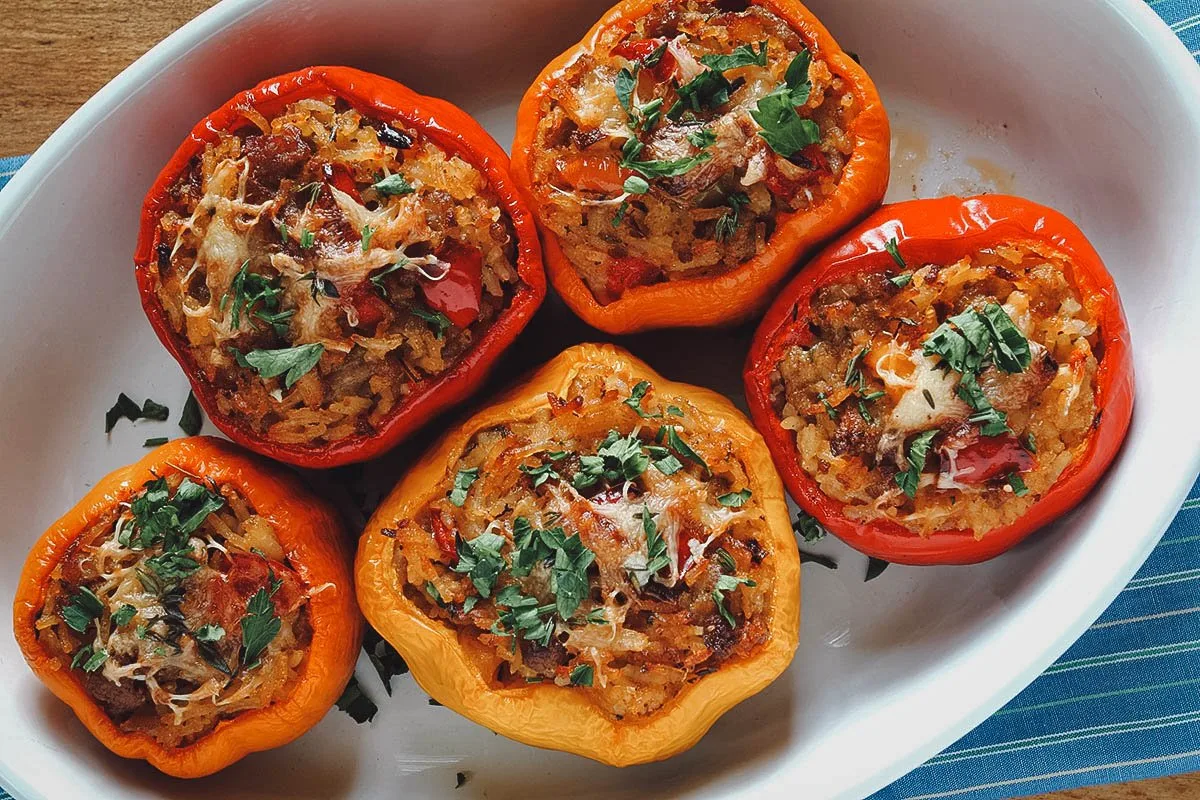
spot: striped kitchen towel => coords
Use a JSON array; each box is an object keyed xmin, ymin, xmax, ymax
[{"xmin": 1, "ymin": 2, "xmax": 1198, "ymax": 798}]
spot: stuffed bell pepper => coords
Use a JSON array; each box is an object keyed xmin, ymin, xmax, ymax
[
  {"xmin": 744, "ymin": 195, "xmax": 1134, "ymax": 564},
  {"xmin": 12, "ymin": 437, "xmax": 361, "ymax": 777},
  {"xmin": 356, "ymin": 343, "xmax": 799, "ymax": 765},
  {"xmin": 511, "ymin": 0, "xmax": 890, "ymax": 333},
  {"xmin": 135, "ymin": 66, "xmax": 545, "ymax": 468}
]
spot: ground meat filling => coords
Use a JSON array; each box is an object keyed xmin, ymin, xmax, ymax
[
  {"xmin": 35, "ymin": 474, "xmax": 310, "ymax": 747},
  {"xmin": 530, "ymin": 0, "xmax": 857, "ymax": 304},
  {"xmin": 772, "ymin": 242, "xmax": 1102, "ymax": 536},
  {"xmin": 155, "ymin": 98, "xmax": 521, "ymax": 446},
  {"xmin": 389, "ymin": 364, "xmax": 777, "ymax": 719}
]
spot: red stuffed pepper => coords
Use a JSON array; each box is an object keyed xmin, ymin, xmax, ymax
[
  {"xmin": 135, "ymin": 66, "xmax": 545, "ymax": 468},
  {"xmin": 744, "ymin": 195, "xmax": 1134, "ymax": 564}
]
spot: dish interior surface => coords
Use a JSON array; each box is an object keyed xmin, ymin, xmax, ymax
[{"xmin": 1, "ymin": 0, "xmax": 1198, "ymax": 797}]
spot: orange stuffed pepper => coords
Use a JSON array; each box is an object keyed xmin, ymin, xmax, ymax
[
  {"xmin": 356, "ymin": 343, "xmax": 799, "ymax": 765},
  {"xmin": 12, "ymin": 437, "xmax": 361, "ymax": 777},
  {"xmin": 511, "ymin": 0, "xmax": 889, "ymax": 333},
  {"xmin": 744, "ymin": 196, "xmax": 1134, "ymax": 564}
]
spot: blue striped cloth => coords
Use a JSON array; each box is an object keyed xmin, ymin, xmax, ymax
[{"xmin": 1, "ymin": 4, "xmax": 1198, "ymax": 796}]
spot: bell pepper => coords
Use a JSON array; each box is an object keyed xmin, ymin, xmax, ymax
[
  {"xmin": 744, "ymin": 195, "xmax": 1135, "ymax": 564},
  {"xmin": 134, "ymin": 66, "xmax": 545, "ymax": 469},
  {"xmin": 510, "ymin": 0, "xmax": 890, "ymax": 333},
  {"xmin": 356, "ymin": 343, "xmax": 800, "ymax": 765},
  {"xmin": 12, "ymin": 437, "xmax": 361, "ymax": 777}
]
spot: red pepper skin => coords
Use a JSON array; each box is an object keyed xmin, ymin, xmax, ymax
[
  {"xmin": 422, "ymin": 241, "xmax": 483, "ymax": 329},
  {"xmin": 134, "ymin": 67, "xmax": 545, "ymax": 469},
  {"xmin": 744, "ymin": 195, "xmax": 1135, "ymax": 565}
]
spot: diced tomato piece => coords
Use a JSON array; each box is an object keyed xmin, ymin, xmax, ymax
[
  {"xmin": 940, "ymin": 429, "xmax": 1034, "ymax": 485},
  {"xmin": 555, "ymin": 154, "xmax": 628, "ymax": 194},
  {"xmin": 763, "ymin": 144, "xmax": 832, "ymax": 198},
  {"xmin": 605, "ymin": 256, "xmax": 664, "ymax": 297},
  {"xmin": 430, "ymin": 512, "xmax": 458, "ymax": 562},
  {"xmin": 611, "ymin": 37, "xmax": 677, "ymax": 80},
  {"xmin": 346, "ymin": 281, "xmax": 391, "ymax": 331},
  {"xmin": 420, "ymin": 241, "xmax": 483, "ymax": 329},
  {"xmin": 322, "ymin": 162, "xmax": 362, "ymax": 203}
]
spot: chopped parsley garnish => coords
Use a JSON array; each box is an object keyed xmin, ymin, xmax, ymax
[
  {"xmin": 619, "ymin": 138, "xmax": 711, "ymax": 180},
  {"xmin": 549, "ymin": 531, "xmax": 595, "ymax": 619},
  {"xmin": 844, "ymin": 347, "xmax": 868, "ymax": 388},
  {"xmin": 573, "ymin": 430, "xmax": 650, "ymax": 489},
  {"xmin": 194, "ymin": 623, "xmax": 225, "ymax": 642},
  {"xmin": 750, "ymin": 48, "xmax": 819, "ymax": 157},
  {"xmin": 715, "ymin": 548, "xmax": 737, "ymax": 574},
  {"xmin": 364, "ymin": 626, "xmax": 409, "ymax": 695},
  {"xmin": 179, "ymin": 390, "xmax": 203, "ymax": 436},
  {"xmin": 687, "ymin": 128, "xmax": 717, "ymax": 148},
  {"xmin": 62, "ymin": 586, "xmax": 104, "ymax": 633},
  {"xmin": 668, "ymin": 42, "xmax": 768, "ymax": 120},
  {"xmin": 452, "ymin": 532, "xmax": 507, "ymax": 598},
  {"xmin": 233, "ymin": 343, "xmax": 325, "ymax": 389},
  {"xmin": 865, "ymin": 557, "xmax": 890, "ymax": 582},
  {"xmin": 628, "ymin": 506, "xmax": 670, "ymax": 588},
  {"xmin": 299, "ymin": 228, "xmax": 315, "ymax": 249},
  {"xmin": 220, "ymin": 260, "xmax": 285, "ymax": 331},
  {"xmin": 895, "ymin": 429, "xmax": 939, "ymax": 498},
  {"xmin": 336, "ymin": 674, "xmax": 378, "ymax": 724},
  {"xmin": 71, "ymin": 645, "xmax": 109, "ymax": 673},
  {"xmin": 424, "ymin": 581, "xmax": 446, "ymax": 607},
  {"xmin": 448, "ymin": 467, "xmax": 480, "ymax": 506},
  {"xmin": 717, "ymin": 489, "xmax": 752, "ymax": 507},
  {"xmin": 143, "ymin": 437, "xmax": 169, "ymax": 448},
  {"xmin": 623, "ymin": 380, "xmax": 662, "ymax": 419},
  {"xmin": 656, "ymin": 424, "xmax": 708, "ymax": 473},
  {"xmin": 793, "ymin": 509, "xmax": 827, "ymax": 542},
  {"xmin": 712, "ymin": 573, "xmax": 756, "ymax": 628},
  {"xmin": 715, "ymin": 192, "xmax": 750, "ymax": 242},
  {"xmin": 519, "ymin": 460, "xmax": 561, "ymax": 488},
  {"xmin": 1023, "ymin": 433, "xmax": 1038, "ymax": 453},
  {"xmin": 111, "ymin": 604, "xmax": 137, "ymax": 628},
  {"xmin": 1007, "ymin": 472, "xmax": 1030, "ymax": 496},
  {"xmin": 667, "ymin": 404, "xmax": 685, "ymax": 417},
  {"xmin": 889, "ymin": 273, "xmax": 913, "ymax": 288},
  {"xmin": 885, "ymin": 237, "xmax": 906, "ymax": 269},
  {"xmin": 623, "ymin": 175, "xmax": 650, "ymax": 195},
  {"xmin": 491, "ymin": 585, "xmax": 557, "ymax": 647},
  {"xmin": 817, "ymin": 392, "xmax": 839, "ymax": 420},
  {"xmin": 509, "ymin": 517, "xmax": 558, "ymax": 578},
  {"xmin": 240, "ymin": 586, "xmax": 281, "ymax": 670},
  {"xmin": 373, "ymin": 173, "xmax": 415, "ymax": 196},
  {"xmin": 105, "ymin": 393, "xmax": 171, "ymax": 433},
  {"xmin": 300, "ymin": 271, "xmax": 340, "ymax": 302},
  {"xmin": 645, "ymin": 445, "xmax": 683, "ymax": 476},
  {"xmin": 569, "ymin": 664, "xmax": 595, "ymax": 687},
  {"xmin": 411, "ymin": 305, "xmax": 453, "ymax": 339},
  {"xmin": 361, "ymin": 224, "xmax": 375, "ymax": 253}
]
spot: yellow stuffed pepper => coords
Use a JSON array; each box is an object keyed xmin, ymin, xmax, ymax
[{"xmin": 356, "ymin": 343, "xmax": 799, "ymax": 765}]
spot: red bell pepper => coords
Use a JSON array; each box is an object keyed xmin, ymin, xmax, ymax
[
  {"xmin": 743, "ymin": 195, "xmax": 1135, "ymax": 565},
  {"xmin": 422, "ymin": 241, "xmax": 483, "ymax": 329},
  {"xmin": 133, "ymin": 66, "xmax": 545, "ymax": 469}
]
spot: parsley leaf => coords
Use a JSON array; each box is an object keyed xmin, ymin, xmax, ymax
[
  {"xmin": 509, "ymin": 517, "xmax": 556, "ymax": 578},
  {"xmin": 62, "ymin": 586, "xmax": 104, "ymax": 633},
  {"xmin": 240, "ymin": 587, "xmax": 281, "ymax": 670},
  {"xmin": 569, "ymin": 664, "xmax": 594, "ymax": 687},
  {"xmin": 364, "ymin": 626, "xmax": 409, "ymax": 695},
  {"xmin": 451, "ymin": 532, "xmax": 507, "ymax": 598},
  {"xmin": 234, "ymin": 343, "xmax": 325, "ymax": 389},
  {"xmin": 519, "ymin": 461, "xmax": 560, "ymax": 488},
  {"xmin": 895, "ymin": 430, "xmax": 939, "ymax": 498},
  {"xmin": 687, "ymin": 128, "xmax": 717, "ymax": 148},
  {"xmin": 657, "ymin": 424, "xmax": 708, "ymax": 472},
  {"xmin": 111, "ymin": 604, "xmax": 137, "ymax": 628},
  {"xmin": 361, "ymin": 224, "xmax": 375, "ymax": 253},
  {"xmin": 194, "ymin": 623, "xmax": 225, "ymax": 642},
  {"xmin": 698, "ymin": 41, "xmax": 768, "ymax": 72},
  {"xmin": 865, "ymin": 557, "xmax": 890, "ymax": 582},
  {"xmin": 712, "ymin": 573, "xmax": 756, "ymax": 628},
  {"xmin": 336, "ymin": 674, "xmax": 378, "ymax": 724},
  {"xmin": 411, "ymin": 305, "xmax": 453, "ymax": 339},
  {"xmin": 715, "ymin": 192, "xmax": 750, "ymax": 242},
  {"xmin": 179, "ymin": 390, "xmax": 203, "ymax": 436},
  {"xmin": 717, "ymin": 489, "xmax": 752, "ymax": 508},
  {"xmin": 619, "ymin": 138, "xmax": 711, "ymax": 180},
  {"xmin": 885, "ymin": 237, "xmax": 906, "ymax": 268},
  {"xmin": 549, "ymin": 532, "xmax": 595, "ymax": 620},
  {"xmin": 373, "ymin": 173, "xmax": 415, "ymax": 196},
  {"xmin": 448, "ymin": 468, "xmax": 480, "ymax": 507},
  {"xmin": 751, "ymin": 87, "xmax": 820, "ymax": 156},
  {"xmin": 71, "ymin": 645, "xmax": 109, "ymax": 673},
  {"xmin": 623, "ymin": 380, "xmax": 662, "ymax": 419},
  {"xmin": 793, "ymin": 509, "xmax": 827, "ymax": 542},
  {"xmin": 1007, "ymin": 472, "xmax": 1030, "ymax": 496},
  {"xmin": 105, "ymin": 393, "xmax": 171, "ymax": 433},
  {"xmin": 572, "ymin": 431, "xmax": 650, "ymax": 489}
]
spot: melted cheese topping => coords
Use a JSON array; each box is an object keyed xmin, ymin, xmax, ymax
[
  {"xmin": 774, "ymin": 242, "xmax": 1101, "ymax": 536},
  {"xmin": 528, "ymin": 0, "xmax": 859, "ymax": 303},
  {"xmin": 153, "ymin": 98, "xmax": 520, "ymax": 447},
  {"xmin": 35, "ymin": 474, "xmax": 309, "ymax": 748},
  {"xmin": 389, "ymin": 362, "xmax": 776, "ymax": 720}
]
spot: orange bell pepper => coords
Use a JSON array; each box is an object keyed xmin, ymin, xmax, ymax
[
  {"xmin": 511, "ymin": 0, "xmax": 890, "ymax": 333},
  {"xmin": 356, "ymin": 343, "xmax": 799, "ymax": 765},
  {"xmin": 744, "ymin": 195, "xmax": 1135, "ymax": 564},
  {"xmin": 12, "ymin": 437, "xmax": 361, "ymax": 777}
]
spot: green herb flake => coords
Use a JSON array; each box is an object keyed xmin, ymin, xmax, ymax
[
  {"xmin": 717, "ymin": 489, "xmax": 752, "ymax": 508},
  {"xmin": 194, "ymin": 623, "xmax": 225, "ymax": 642},
  {"xmin": 360, "ymin": 224, "xmax": 375, "ymax": 253},
  {"xmin": 793, "ymin": 510, "xmax": 827, "ymax": 542},
  {"xmin": 235, "ymin": 343, "xmax": 325, "ymax": 389},
  {"xmin": 865, "ymin": 557, "xmax": 890, "ymax": 582},
  {"xmin": 452, "ymin": 532, "xmax": 507, "ymax": 598},
  {"xmin": 411, "ymin": 305, "xmax": 453, "ymax": 339},
  {"xmin": 373, "ymin": 173, "xmax": 415, "ymax": 196},
  {"xmin": 889, "ymin": 272, "xmax": 913, "ymax": 288},
  {"xmin": 143, "ymin": 437, "xmax": 169, "ymax": 448},
  {"xmin": 299, "ymin": 228, "xmax": 315, "ymax": 249},
  {"xmin": 657, "ymin": 425, "xmax": 708, "ymax": 473},
  {"xmin": 711, "ymin": 574, "xmax": 756, "ymax": 628},
  {"xmin": 619, "ymin": 138, "xmax": 712, "ymax": 180},
  {"xmin": 335, "ymin": 674, "xmax": 378, "ymax": 724},
  {"xmin": 885, "ymin": 237, "xmax": 906, "ymax": 269},
  {"xmin": 687, "ymin": 128, "xmax": 717, "ymax": 148},
  {"xmin": 895, "ymin": 429, "xmax": 939, "ymax": 498},
  {"xmin": 240, "ymin": 587, "xmax": 281, "ymax": 670},
  {"xmin": 623, "ymin": 380, "xmax": 662, "ymax": 419},
  {"xmin": 368, "ymin": 258, "xmax": 412, "ymax": 298},
  {"xmin": 569, "ymin": 664, "xmax": 595, "ymax": 687},
  {"xmin": 448, "ymin": 467, "xmax": 481, "ymax": 507},
  {"xmin": 111, "ymin": 604, "xmax": 137, "ymax": 628},
  {"xmin": 1007, "ymin": 472, "xmax": 1030, "ymax": 497},
  {"xmin": 179, "ymin": 390, "xmax": 203, "ymax": 436},
  {"xmin": 62, "ymin": 586, "xmax": 104, "ymax": 633}
]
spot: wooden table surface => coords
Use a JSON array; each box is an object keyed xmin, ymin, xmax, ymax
[{"xmin": 1, "ymin": 1, "xmax": 1196, "ymax": 798}]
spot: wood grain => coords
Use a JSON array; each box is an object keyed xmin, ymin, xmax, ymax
[{"xmin": 0, "ymin": 1, "xmax": 1196, "ymax": 798}]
